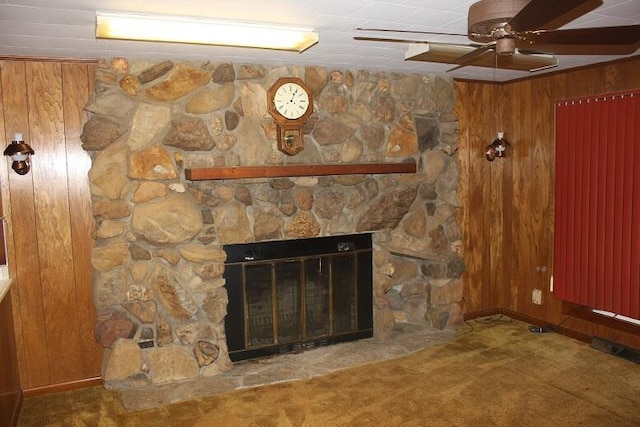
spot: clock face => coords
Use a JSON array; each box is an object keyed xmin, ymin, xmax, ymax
[{"xmin": 273, "ymin": 82, "xmax": 310, "ymax": 120}]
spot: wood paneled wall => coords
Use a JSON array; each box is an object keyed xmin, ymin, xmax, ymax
[
  {"xmin": 456, "ymin": 57, "xmax": 640, "ymax": 348},
  {"xmin": 0, "ymin": 60, "xmax": 101, "ymax": 394},
  {"xmin": 0, "ymin": 293, "xmax": 21, "ymax": 425}
]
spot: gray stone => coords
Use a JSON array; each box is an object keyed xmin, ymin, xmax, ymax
[
  {"xmin": 315, "ymin": 189, "xmax": 346, "ymax": 219},
  {"xmin": 225, "ymin": 110, "xmax": 239, "ymax": 131},
  {"xmin": 81, "ymin": 116, "xmax": 127, "ymax": 151},
  {"xmin": 95, "ymin": 310, "xmax": 138, "ymax": 348},
  {"xmin": 203, "ymin": 288, "xmax": 228, "ymax": 324},
  {"xmin": 137, "ymin": 60, "xmax": 174, "ymax": 84},
  {"xmin": 356, "ymin": 186, "xmax": 417, "ymax": 232},
  {"xmin": 163, "ymin": 116, "xmax": 214, "ymax": 151},
  {"xmin": 211, "ymin": 63, "xmax": 235, "ymax": 83},
  {"xmin": 312, "ymin": 118, "xmax": 355, "ymax": 146},
  {"xmin": 415, "ymin": 117, "xmax": 440, "ymax": 151},
  {"xmin": 129, "ymin": 244, "xmax": 151, "ymax": 261}
]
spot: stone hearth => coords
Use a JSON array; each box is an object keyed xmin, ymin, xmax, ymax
[{"xmin": 81, "ymin": 58, "xmax": 464, "ymax": 389}]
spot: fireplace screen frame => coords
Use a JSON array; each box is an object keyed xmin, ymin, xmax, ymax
[{"xmin": 223, "ymin": 234, "xmax": 373, "ymax": 362}]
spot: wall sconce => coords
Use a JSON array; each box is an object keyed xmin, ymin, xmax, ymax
[
  {"xmin": 485, "ymin": 132, "xmax": 510, "ymax": 161},
  {"xmin": 4, "ymin": 133, "xmax": 35, "ymax": 175}
]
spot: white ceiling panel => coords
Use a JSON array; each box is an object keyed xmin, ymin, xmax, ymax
[{"xmin": 0, "ymin": 0, "xmax": 637, "ymax": 81}]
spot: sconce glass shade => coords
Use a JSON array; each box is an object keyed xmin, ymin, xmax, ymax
[
  {"xmin": 4, "ymin": 135, "xmax": 35, "ymax": 175},
  {"xmin": 485, "ymin": 132, "xmax": 510, "ymax": 161}
]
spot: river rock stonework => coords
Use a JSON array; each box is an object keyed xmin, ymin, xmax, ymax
[{"xmin": 82, "ymin": 58, "xmax": 464, "ymax": 389}]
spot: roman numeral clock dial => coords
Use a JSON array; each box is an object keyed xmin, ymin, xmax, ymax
[{"xmin": 267, "ymin": 77, "xmax": 313, "ymax": 156}]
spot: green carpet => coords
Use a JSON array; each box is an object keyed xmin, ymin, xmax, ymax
[{"xmin": 19, "ymin": 317, "xmax": 640, "ymax": 426}]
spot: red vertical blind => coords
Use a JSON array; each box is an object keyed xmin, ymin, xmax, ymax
[{"xmin": 554, "ymin": 89, "xmax": 640, "ymax": 320}]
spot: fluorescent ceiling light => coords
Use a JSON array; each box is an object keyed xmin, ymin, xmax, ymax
[{"xmin": 95, "ymin": 11, "xmax": 319, "ymax": 53}]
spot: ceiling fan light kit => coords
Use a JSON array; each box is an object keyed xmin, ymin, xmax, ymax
[{"xmin": 356, "ymin": 0, "xmax": 640, "ymax": 76}]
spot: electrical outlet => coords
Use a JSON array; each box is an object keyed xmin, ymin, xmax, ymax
[{"xmin": 532, "ymin": 288, "xmax": 542, "ymax": 305}]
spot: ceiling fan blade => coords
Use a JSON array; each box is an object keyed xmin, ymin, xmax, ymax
[
  {"xmin": 354, "ymin": 36, "xmax": 430, "ymax": 44},
  {"xmin": 356, "ymin": 27, "xmax": 469, "ymax": 37},
  {"xmin": 449, "ymin": 43, "xmax": 495, "ymax": 65},
  {"xmin": 524, "ymin": 25, "xmax": 640, "ymax": 46},
  {"xmin": 508, "ymin": 0, "xmax": 593, "ymax": 32},
  {"xmin": 405, "ymin": 43, "xmax": 558, "ymax": 72}
]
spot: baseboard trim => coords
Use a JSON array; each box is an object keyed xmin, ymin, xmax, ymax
[
  {"xmin": 463, "ymin": 308, "xmax": 500, "ymax": 320},
  {"xmin": 23, "ymin": 376, "xmax": 103, "ymax": 398},
  {"xmin": 2, "ymin": 389, "xmax": 23, "ymax": 427},
  {"xmin": 465, "ymin": 307, "xmax": 593, "ymax": 343}
]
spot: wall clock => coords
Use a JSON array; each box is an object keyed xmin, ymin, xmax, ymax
[{"xmin": 267, "ymin": 77, "xmax": 313, "ymax": 156}]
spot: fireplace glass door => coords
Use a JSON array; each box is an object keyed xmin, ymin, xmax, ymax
[{"xmin": 224, "ymin": 234, "xmax": 372, "ymax": 361}]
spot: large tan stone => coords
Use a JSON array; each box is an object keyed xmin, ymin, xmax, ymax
[
  {"xmin": 84, "ymin": 91, "xmax": 136, "ymax": 119},
  {"xmin": 89, "ymin": 139, "xmax": 128, "ymax": 199},
  {"xmin": 179, "ymin": 244, "xmax": 226, "ymax": 263},
  {"xmin": 127, "ymin": 103, "xmax": 171, "ymax": 151},
  {"xmin": 96, "ymin": 220, "xmax": 127, "ymax": 239},
  {"xmin": 185, "ymin": 84, "xmax": 235, "ymax": 114},
  {"xmin": 145, "ymin": 344, "xmax": 200, "ymax": 385},
  {"xmin": 103, "ymin": 339, "xmax": 142, "ymax": 382},
  {"xmin": 129, "ymin": 146, "xmax": 177, "ymax": 180},
  {"xmin": 93, "ymin": 199, "xmax": 131, "ymax": 219},
  {"xmin": 253, "ymin": 211, "xmax": 282, "ymax": 241},
  {"xmin": 92, "ymin": 240, "xmax": 129, "ymax": 271},
  {"xmin": 403, "ymin": 208, "xmax": 427, "ymax": 238},
  {"xmin": 214, "ymin": 202, "xmax": 252, "ymax": 244},
  {"xmin": 386, "ymin": 124, "xmax": 418, "ymax": 157},
  {"xmin": 423, "ymin": 149, "xmax": 446, "ymax": 184},
  {"xmin": 145, "ymin": 63, "xmax": 211, "ymax": 101},
  {"xmin": 239, "ymin": 82, "xmax": 268, "ymax": 118},
  {"xmin": 132, "ymin": 181, "xmax": 167, "ymax": 203},
  {"xmin": 131, "ymin": 193, "xmax": 203, "ymax": 244}
]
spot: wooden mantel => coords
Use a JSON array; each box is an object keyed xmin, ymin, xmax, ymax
[{"xmin": 184, "ymin": 162, "xmax": 417, "ymax": 181}]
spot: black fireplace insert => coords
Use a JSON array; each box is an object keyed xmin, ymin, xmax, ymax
[{"xmin": 223, "ymin": 233, "xmax": 373, "ymax": 362}]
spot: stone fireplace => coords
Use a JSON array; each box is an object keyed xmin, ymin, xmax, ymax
[{"xmin": 82, "ymin": 58, "xmax": 464, "ymax": 389}]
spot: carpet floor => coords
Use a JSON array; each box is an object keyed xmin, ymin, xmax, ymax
[{"xmin": 18, "ymin": 317, "xmax": 640, "ymax": 426}]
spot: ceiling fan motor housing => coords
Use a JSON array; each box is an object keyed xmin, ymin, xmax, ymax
[{"xmin": 468, "ymin": 0, "xmax": 528, "ymax": 54}]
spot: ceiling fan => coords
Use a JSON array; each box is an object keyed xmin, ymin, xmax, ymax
[{"xmin": 355, "ymin": 0, "xmax": 640, "ymax": 72}]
